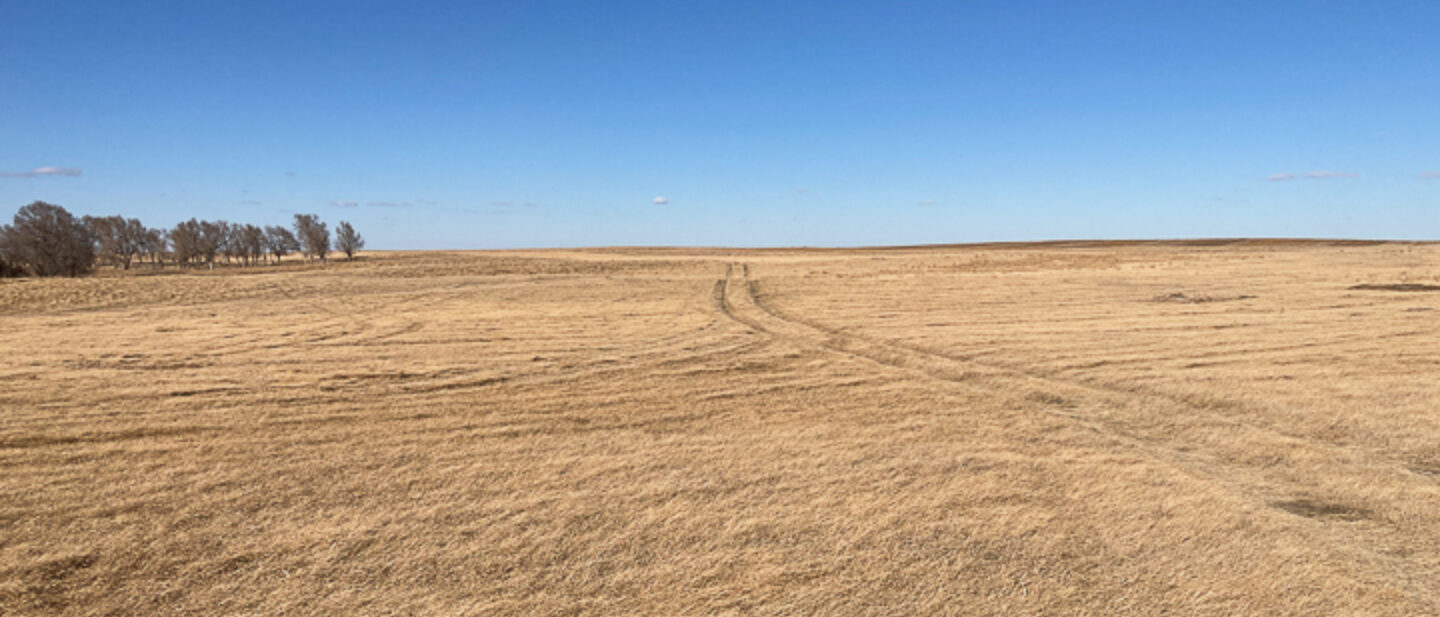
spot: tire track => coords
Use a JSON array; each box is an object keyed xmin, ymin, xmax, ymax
[
  {"xmin": 734, "ymin": 265, "xmax": 1394, "ymax": 456},
  {"xmin": 722, "ymin": 269, "xmax": 1439, "ymax": 499},
  {"xmin": 292, "ymin": 268, "xmax": 761, "ymax": 399},
  {"xmin": 714, "ymin": 261, "xmax": 1440, "ymax": 604},
  {"xmin": 725, "ymin": 263, "xmax": 1416, "ymax": 470},
  {"xmin": 715, "ymin": 263, "xmax": 1219, "ymax": 472},
  {"xmin": 11, "ymin": 274, "xmax": 763, "ymax": 434},
  {"xmin": 718, "ymin": 264, "xmax": 1019, "ymax": 395}
]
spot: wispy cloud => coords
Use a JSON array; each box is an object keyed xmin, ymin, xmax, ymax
[
  {"xmin": 653, "ymin": 196, "xmax": 669, "ymax": 205},
  {"xmin": 240, "ymin": 200, "xmax": 263, "ymax": 206},
  {"xmin": 916, "ymin": 199, "xmax": 937, "ymax": 206},
  {"xmin": 333, "ymin": 199, "xmax": 422, "ymax": 209},
  {"xmin": 1419, "ymin": 170, "xmax": 1440, "ymax": 179},
  {"xmin": 1269, "ymin": 171, "xmax": 1357, "ymax": 182},
  {"xmin": 0, "ymin": 166, "xmax": 82, "ymax": 178},
  {"xmin": 490, "ymin": 200, "xmax": 540, "ymax": 208}
]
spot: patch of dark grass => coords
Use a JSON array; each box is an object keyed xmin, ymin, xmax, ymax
[
  {"xmin": 1349, "ymin": 283, "xmax": 1440, "ymax": 292},
  {"xmin": 1273, "ymin": 498, "xmax": 1372, "ymax": 522},
  {"xmin": 1153, "ymin": 292, "xmax": 1256, "ymax": 303}
]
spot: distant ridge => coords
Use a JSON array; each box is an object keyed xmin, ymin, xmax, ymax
[{"xmin": 568, "ymin": 238, "xmax": 1428, "ymax": 255}]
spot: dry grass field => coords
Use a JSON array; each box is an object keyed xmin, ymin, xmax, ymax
[{"xmin": 3, "ymin": 241, "xmax": 1440, "ymax": 616}]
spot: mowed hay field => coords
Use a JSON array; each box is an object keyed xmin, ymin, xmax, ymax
[{"xmin": 3, "ymin": 242, "xmax": 1440, "ymax": 616}]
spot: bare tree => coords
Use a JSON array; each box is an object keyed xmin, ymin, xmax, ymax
[
  {"xmin": 120, "ymin": 218, "xmax": 146, "ymax": 268},
  {"xmin": 237, "ymin": 224, "xmax": 264, "ymax": 266},
  {"xmin": 171, "ymin": 219, "xmax": 202, "ymax": 267},
  {"xmin": 199, "ymin": 221, "xmax": 228, "ymax": 268},
  {"xmin": 335, "ymin": 221, "xmax": 364, "ymax": 260},
  {"xmin": 264, "ymin": 225, "xmax": 299, "ymax": 264},
  {"xmin": 84, "ymin": 215, "xmax": 146, "ymax": 270},
  {"xmin": 0, "ymin": 204, "xmax": 358, "ymax": 275},
  {"xmin": 169, "ymin": 219, "xmax": 227, "ymax": 269},
  {"xmin": 217, "ymin": 221, "xmax": 242, "ymax": 265},
  {"xmin": 83, "ymin": 215, "xmax": 115, "ymax": 267},
  {"xmin": 142, "ymin": 227, "xmax": 168, "ymax": 266},
  {"xmin": 0, "ymin": 224, "xmax": 19, "ymax": 277},
  {"xmin": 5, "ymin": 202, "xmax": 95, "ymax": 276},
  {"xmin": 293, "ymin": 213, "xmax": 329, "ymax": 262}
]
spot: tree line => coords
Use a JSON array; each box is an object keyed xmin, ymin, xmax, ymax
[{"xmin": 0, "ymin": 201, "xmax": 364, "ymax": 277}]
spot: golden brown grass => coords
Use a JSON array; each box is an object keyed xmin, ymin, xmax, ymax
[{"xmin": 3, "ymin": 241, "xmax": 1439, "ymax": 615}]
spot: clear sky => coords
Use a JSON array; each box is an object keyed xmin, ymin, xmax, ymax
[{"xmin": 3, "ymin": 1, "xmax": 1437, "ymax": 248}]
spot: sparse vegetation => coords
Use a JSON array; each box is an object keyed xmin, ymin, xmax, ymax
[{"xmin": 2, "ymin": 242, "xmax": 1438, "ymax": 615}]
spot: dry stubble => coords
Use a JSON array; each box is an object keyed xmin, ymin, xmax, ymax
[{"xmin": 2, "ymin": 242, "xmax": 1439, "ymax": 615}]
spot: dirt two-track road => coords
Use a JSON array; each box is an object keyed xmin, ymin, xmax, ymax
[{"xmin": 3, "ymin": 241, "xmax": 1440, "ymax": 615}]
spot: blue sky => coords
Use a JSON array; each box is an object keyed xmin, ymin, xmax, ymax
[{"xmin": 3, "ymin": 1, "xmax": 1437, "ymax": 248}]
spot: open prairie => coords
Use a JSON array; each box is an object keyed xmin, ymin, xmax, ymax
[{"xmin": 3, "ymin": 241, "xmax": 1440, "ymax": 616}]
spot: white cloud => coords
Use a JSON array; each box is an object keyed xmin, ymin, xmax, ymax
[
  {"xmin": 367, "ymin": 201, "xmax": 412, "ymax": 208},
  {"xmin": 653, "ymin": 196, "xmax": 669, "ymax": 205},
  {"xmin": 330, "ymin": 200, "xmax": 359, "ymax": 208},
  {"xmin": 1304, "ymin": 170, "xmax": 1356, "ymax": 179},
  {"xmin": 0, "ymin": 166, "xmax": 82, "ymax": 178},
  {"xmin": 1265, "ymin": 173, "xmax": 1297, "ymax": 182}
]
